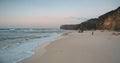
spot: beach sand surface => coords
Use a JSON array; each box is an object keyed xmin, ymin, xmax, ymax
[{"xmin": 19, "ymin": 31, "xmax": 120, "ymax": 63}]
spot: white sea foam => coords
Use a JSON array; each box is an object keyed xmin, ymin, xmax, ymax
[{"xmin": 0, "ymin": 32, "xmax": 60, "ymax": 63}]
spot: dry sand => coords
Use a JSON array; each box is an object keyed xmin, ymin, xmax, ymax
[{"xmin": 18, "ymin": 30, "xmax": 120, "ymax": 63}]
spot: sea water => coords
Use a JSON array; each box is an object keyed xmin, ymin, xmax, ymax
[{"xmin": 0, "ymin": 28, "xmax": 65, "ymax": 63}]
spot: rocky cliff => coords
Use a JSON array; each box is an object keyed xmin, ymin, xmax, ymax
[
  {"xmin": 60, "ymin": 7, "xmax": 120, "ymax": 31},
  {"xmin": 79, "ymin": 18, "xmax": 99, "ymax": 30},
  {"xmin": 60, "ymin": 24, "xmax": 79, "ymax": 30},
  {"xmin": 98, "ymin": 7, "xmax": 120, "ymax": 30}
]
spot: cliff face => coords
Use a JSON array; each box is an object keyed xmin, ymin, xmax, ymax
[
  {"xmin": 60, "ymin": 7, "xmax": 120, "ymax": 31},
  {"xmin": 60, "ymin": 18, "xmax": 98, "ymax": 30},
  {"xmin": 98, "ymin": 7, "xmax": 120, "ymax": 30},
  {"xmin": 80, "ymin": 18, "xmax": 99, "ymax": 30},
  {"xmin": 60, "ymin": 24, "xmax": 79, "ymax": 30}
]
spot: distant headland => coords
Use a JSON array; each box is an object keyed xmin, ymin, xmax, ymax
[{"xmin": 60, "ymin": 7, "xmax": 120, "ymax": 31}]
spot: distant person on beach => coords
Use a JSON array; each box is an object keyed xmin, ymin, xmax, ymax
[
  {"xmin": 78, "ymin": 28, "xmax": 84, "ymax": 33},
  {"xmin": 92, "ymin": 32, "xmax": 94, "ymax": 35},
  {"xmin": 78, "ymin": 28, "xmax": 81, "ymax": 33}
]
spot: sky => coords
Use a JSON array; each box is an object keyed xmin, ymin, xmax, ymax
[{"xmin": 0, "ymin": 0, "xmax": 120, "ymax": 27}]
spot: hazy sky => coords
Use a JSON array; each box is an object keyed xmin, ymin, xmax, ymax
[{"xmin": 0, "ymin": 0, "xmax": 120, "ymax": 27}]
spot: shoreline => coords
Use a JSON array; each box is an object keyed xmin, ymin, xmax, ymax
[
  {"xmin": 18, "ymin": 30, "xmax": 120, "ymax": 63},
  {"xmin": 18, "ymin": 31, "xmax": 71, "ymax": 63}
]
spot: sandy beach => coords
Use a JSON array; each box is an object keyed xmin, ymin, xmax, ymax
[{"xmin": 18, "ymin": 30, "xmax": 120, "ymax": 63}]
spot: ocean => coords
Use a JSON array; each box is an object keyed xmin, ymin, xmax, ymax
[{"xmin": 0, "ymin": 28, "xmax": 66, "ymax": 63}]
